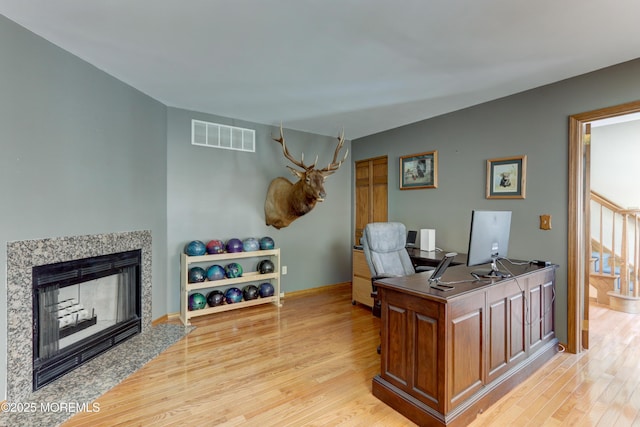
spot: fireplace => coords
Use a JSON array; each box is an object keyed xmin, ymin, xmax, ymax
[
  {"xmin": 32, "ymin": 250, "xmax": 142, "ymax": 390},
  {"xmin": 6, "ymin": 231, "xmax": 152, "ymax": 401}
]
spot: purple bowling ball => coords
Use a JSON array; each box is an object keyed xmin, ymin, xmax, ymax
[{"xmin": 226, "ymin": 238, "xmax": 243, "ymax": 253}]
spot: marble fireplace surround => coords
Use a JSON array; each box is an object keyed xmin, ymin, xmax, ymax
[{"xmin": 6, "ymin": 231, "xmax": 152, "ymax": 401}]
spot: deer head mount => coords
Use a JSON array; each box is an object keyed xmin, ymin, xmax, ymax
[{"xmin": 265, "ymin": 125, "xmax": 348, "ymax": 229}]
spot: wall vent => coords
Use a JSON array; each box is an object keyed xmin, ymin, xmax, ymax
[{"xmin": 192, "ymin": 119, "xmax": 255, "ymax": 152}]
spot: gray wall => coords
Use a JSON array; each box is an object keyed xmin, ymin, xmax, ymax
[
  {"xmin": 166, "ymin": 108, "xmax": 352, "ymax": 312},
  {"xmin": 352, "ymin": 58, "xmax": 640, "ymax": 345},
  {"xmin": 0, "ymin": 16, "xmax": 168, "ymax": 399}
]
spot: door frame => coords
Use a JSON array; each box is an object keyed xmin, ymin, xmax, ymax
[{"xmin": 568, "ymin": 100, "xmax": 640, "ymax": 353}]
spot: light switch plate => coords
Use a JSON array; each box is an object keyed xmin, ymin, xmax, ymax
[{"xmin": 540, "ymin": 214, "xmax": 552, "ymax": 230}]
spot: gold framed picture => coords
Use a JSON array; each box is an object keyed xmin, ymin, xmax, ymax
[
  {"xmin": 486, "ymin": 155, "xmax": 527, "ymax": 199},
  {"xmin": 400, "ymin": 151, "xmax": 438, "ymax": 190}
]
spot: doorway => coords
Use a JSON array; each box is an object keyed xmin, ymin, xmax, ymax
[{"xmin": 568, "ymin": 100, "xmax": 640, "ymax": 353}]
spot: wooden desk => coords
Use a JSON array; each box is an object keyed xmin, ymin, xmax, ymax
[
  {"xmin": 372, "ymin": 263, "xmax": 558, "ymax": 427},
  {"xmin": 352, "ymin": 247, "xmax": 465, "ymax": 309},
  {"xmin": 406, "ymin": 247, "xmax": 467, "ymax": 268}
]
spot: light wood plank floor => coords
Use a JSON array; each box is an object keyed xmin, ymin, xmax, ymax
[{"xmin": 63, "ymin": 284, "xmax": 640, "ymax": 427}]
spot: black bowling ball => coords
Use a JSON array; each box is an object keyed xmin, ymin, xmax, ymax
[
  {"xmin": 243, "ymin": 284, "xmax": 259, "ymax": 300},
  {"xmin": 206, "ymin": 289, "xmax": 225, "ymax": 307},
  {"xmin": 257, "ymin": 259, "xmax": 275, "ymax": 274}
]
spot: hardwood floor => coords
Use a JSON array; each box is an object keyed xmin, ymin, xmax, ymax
[
  {"xmin": 63, "ymin": 284, "xmax": 640, "ymax": 427},
  {"xmin": 469, "ymin": 300, "xmax": 640, "ymax": 427}
]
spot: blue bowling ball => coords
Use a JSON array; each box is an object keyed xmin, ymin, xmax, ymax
[
  {"xmin": 184, "ymin": 240, "xmax": 206, "ymax": 256},
  {"xmin": 259, "ymin": 236, "xmax": 275, "ymax": 250},
  {"xmin": 225, "ymin": 287, "xmax": 243, "ymax": 304},
  {"xmin": 258, "ymin": 282, "xmax": 275, "ymax": 298},
  {"xmin": 206, "ymin": 264, "xmax": 226, "ymax": 281},
  {"xmin": 243, "ymin": 238, "xmax": 260, "ymax": 252},
  {"xmin": 188, "ymin": 267, "xmax": 206, "ymax": 283}
]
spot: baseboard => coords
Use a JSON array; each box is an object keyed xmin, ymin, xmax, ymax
[
  {"xmin": 283, "ymin": 282, "xmax": 350, "ymax": 299},
  {"xmin": 152, "ymin": 312, "xmax": 180, "ymax": 326}
]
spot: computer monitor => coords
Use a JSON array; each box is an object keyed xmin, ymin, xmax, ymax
[
  {"xmin": 406, "ymin": 230, "xmax": 417, "ymax": 247},
  {"xmin": 466, "ymin": 210, "xmax": 512, "ymax": 278}
]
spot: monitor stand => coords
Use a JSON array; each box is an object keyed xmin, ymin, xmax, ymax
[{"xmin": 472, "ymin": 259, "xmax": 511, "ymax": 279}]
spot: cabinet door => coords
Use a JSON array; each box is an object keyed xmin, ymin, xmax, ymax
[
  {"xmin": 380, "ymin": 288, "xmax": 444, "ymax": 413},
  {"xmin": 448, "ymin": 293, "xmax": 485, "ymax": 407},
  {"xmin": 371, "ymin": 157, "xmax": 388, "ymax": 222},
  {"xmin": 355, "ymin": 160, "xmax": 371, "ymax": 244},
  {"xmin": 529, "ymin": 269, "xmax": 556, "ymax": 352},
  {"xmin": 354, "ymin": 156, "xmax": 387, "ymax": 244},
  {"xmin": 486, "ymin": 280, "xmax": 526, "ymax": 383}
]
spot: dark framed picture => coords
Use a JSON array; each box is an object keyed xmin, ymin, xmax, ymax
[
  {"xmin": 400, "ymin": 151, "xmax": 438, "ymax": 190},
  {"xmin": 486, "ymin": 155, "xmax": 527, "ymax": 199}
]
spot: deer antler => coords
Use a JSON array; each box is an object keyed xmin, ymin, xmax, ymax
[
  {"xmin": 319, "ymin": 129, "xmax": 349, "ymax": 173},
  {"xmin": 272, "ymin": 124, "xmax": 317, "ymax": 171}
]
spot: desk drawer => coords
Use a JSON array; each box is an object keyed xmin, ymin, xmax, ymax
[
  {"xmin": 352, "ymin": 249, "xmax": 373, "ymax": 307},
  {"xmin": 352, "ymin": 276, "xmax": 374, "ymax": 307},
  {"xmin": 353, "ymin": 250, "xmax": 371, "ymax": 278}
]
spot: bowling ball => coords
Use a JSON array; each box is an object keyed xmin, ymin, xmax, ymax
[
  {"xmin": 206, "ymin": 239, "xmax": 225, "ymax": 254},
  {"xmin": 225, "ymin": 262, "xmax": 243, "ymax": 278},
  {"xmin": 258, "ymin": 282, "xmax": 275, "ymax": 298},
  {"xmin": 242, "ymin": 238, "xmax": 260, "ymax": 252},
  {"xmin": 259, "ymin": 236, "xmax": 275, "ymax": 250},
  {"xmin": 188, "ymin": 266, "xmax": 206, "ymax": 283},
  {"xmin": 226, "ymin": 238, "xmax": 243, "ymax": 253},
  {"xmin": 206, "ymin": 264, "xmax": 226, "ymax": 281},
  {"xmin": 184, "ymin": 240, "xmax": 206, "ymax": 256},
  {"xmin": 243, "ymin": 284, "xmax": 259, "ymax": 300},
  {"xmin": 188, "ymin": 293, "xmax": 206, "ymax": 310},
  {"xmin": 206, "ymin": 290, "xmax": 225, "ymax": 307},
  {"xmin": 257, "ymin": 259, "xmax": 274, "ymax": 274},
  {"xmin": 225, "ymin": 287, "xmax": 243, "ymax": 304}
]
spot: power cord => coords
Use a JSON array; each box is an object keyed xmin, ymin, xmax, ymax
[{"xmin": 496, "ymin": 258, "xmax": 556, "ymax": 327}]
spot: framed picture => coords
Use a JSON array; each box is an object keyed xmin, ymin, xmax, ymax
[
  {"xmin": 400, "ymin": 151, "xmax": 438, "ymax": 190},
  {"xmin": 486, "ymin": 155, "xmax": 527, "ymax": 199}
]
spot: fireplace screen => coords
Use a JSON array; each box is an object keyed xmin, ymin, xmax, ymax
[{"xmin": 32, "ymin": 250, "xmax": 141, "ymax": 390}]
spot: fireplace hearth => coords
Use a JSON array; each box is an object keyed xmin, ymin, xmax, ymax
[{"xmin": 32, "ymin": 250, "xmax": 142, "ymax": 390}]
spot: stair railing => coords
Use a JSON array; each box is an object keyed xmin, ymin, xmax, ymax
[{"xmin": 591, "ymin": 191, "xmax": 639, "ymax": 297}]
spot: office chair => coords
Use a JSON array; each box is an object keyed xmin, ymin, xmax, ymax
[{"xmin": 361, "ymin": 222, "xmax": 433, "ymax": 318}]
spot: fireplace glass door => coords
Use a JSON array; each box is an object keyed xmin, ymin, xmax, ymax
[{"xmin": 32, "ymin": 250, "xmax": 141, "ymax": 390}]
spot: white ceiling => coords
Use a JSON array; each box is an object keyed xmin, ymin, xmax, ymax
[{"xmin": 2, "ymin": 0, "xmax": 640, "ymax": 139}]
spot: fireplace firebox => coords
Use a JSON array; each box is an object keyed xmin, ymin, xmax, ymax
[{"xmin": 32, "ymin": 250, "xmax": 142, "ymax": 390}]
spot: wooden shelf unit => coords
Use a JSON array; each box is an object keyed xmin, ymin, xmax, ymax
[{"xmin": 180, "ymin": 248, "xmax": 281, "ymax": 325}]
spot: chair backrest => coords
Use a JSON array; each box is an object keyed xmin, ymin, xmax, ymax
[{"xmin": 362, "ymin": 222, "xmax": 416, "ymax": 278}]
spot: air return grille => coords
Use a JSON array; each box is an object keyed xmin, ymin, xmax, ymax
[{"xmin": 192, "ymin": 119, "xmax": 255, "ymax": 152}]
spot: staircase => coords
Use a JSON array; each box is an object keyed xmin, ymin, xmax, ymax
[{"xmin": 590, "ymin": 191, "xmax": 640, "ymax": 313}]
